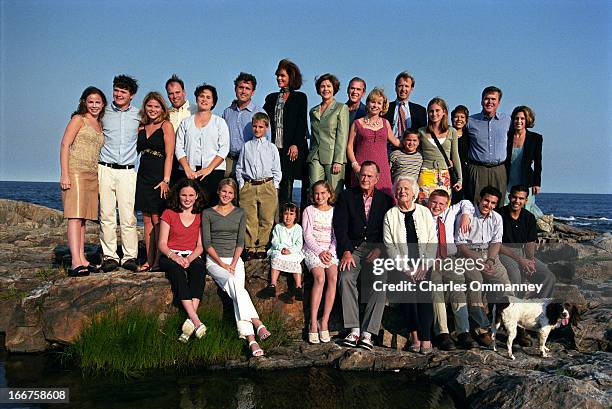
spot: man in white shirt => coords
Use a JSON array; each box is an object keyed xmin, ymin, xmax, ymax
[
  {"xmin": 166, "ymin": 74, "xmax": 196, "ymax": 185},
  {"xmin": 427, "ymin": 189, "xmax": 477, "ymax": 350},
  {"xmin": 456, "ymin": 186, "xmax": 512, "ymax": 347}
]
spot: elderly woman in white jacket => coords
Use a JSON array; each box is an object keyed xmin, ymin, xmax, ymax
[{"xmin": 383, "ymin": 176, "xmax": 437, "ymax": 354}]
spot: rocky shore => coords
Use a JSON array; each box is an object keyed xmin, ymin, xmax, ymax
[{"xmin": 0, "ymin": 199, "xmax": 610, "ymax": 408}]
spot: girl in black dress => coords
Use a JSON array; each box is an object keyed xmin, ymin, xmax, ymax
[{"xmin": 135, "ymin": 92, "xmax": 175, "ymax": 271}]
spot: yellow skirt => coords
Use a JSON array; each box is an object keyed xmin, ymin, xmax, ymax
[
  {"xmin": 62, "ymin": 170, "xmax": 99, "ymax": 220},
  {"xmin": 417, "ymin": 167, "xmax": 451, "ymax": 204}
]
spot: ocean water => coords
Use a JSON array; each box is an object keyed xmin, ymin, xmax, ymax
[{"xmin": 0, "ymin": 181, "xmax": 610, "ymax": 233}]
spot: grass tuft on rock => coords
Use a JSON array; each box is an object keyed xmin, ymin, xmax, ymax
[{"xmin": 63, "ymin": 304, "xmax": 290, "ymax": 376}]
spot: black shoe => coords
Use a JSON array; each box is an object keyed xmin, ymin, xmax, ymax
[
  {"xmin": 516, "ymin": 327, "xmax": 533, "ymax": 347},
  {"xmin": 457, "ymin": 332, "xmax": 477, "ymax": 350},
  {"xmin": 101, "ymin": 258, "xmax": 119, "ymax": 273},
  {"xmin": 122, "ymin": 258, "xmax": 138, "ymax": 271},
  {"xmin": 293, "ymin": 287, "xmax": 304, "ymax": 301},
  {"xmin": 261, "ymin": 284, "xmax": 276, "ymax": 299},
  {"xmin": 436, "ymin": 333, "xmax": 456, "ymax": 351},
  {"xmin": 86, "ymin": 264, "xmax": 100, "ymax": 274},
  {"xmin": 68, "ymin": 265, "xmax": 90, "ymax": 277}
]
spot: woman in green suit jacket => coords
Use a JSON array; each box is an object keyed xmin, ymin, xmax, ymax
[{"xmin": 307, "ymin": 73, "xmax": 350, "ymax": 197}]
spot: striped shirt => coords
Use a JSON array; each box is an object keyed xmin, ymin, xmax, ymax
[{"xmin": 389, "ymin": 150, "xmax": 423, "ymax": 182}]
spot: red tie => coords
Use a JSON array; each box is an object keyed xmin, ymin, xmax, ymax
[
  {"xmin": 437, "ymin": 216, "xmax": 448, "ymax": 258},
  {"xmin": 398, "ymin": 102, "xmax": 407, "ymax": 136}
]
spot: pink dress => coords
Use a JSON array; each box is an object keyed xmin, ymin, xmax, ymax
[
  {"xmin": 302, "ymin": 206, "xmax": 338, "ymax": 270},
  {"xmin": 351, "ymin": 118, "xmax": 393, "ymax": 197}
]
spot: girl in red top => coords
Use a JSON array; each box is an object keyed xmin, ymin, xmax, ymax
[{"xmin": 158, "ymin": 179, "xmax": 208, "ymax": 343}]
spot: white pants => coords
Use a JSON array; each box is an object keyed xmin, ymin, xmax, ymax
[
  {"xmin": 206, "ymin": 257, "xmax": 259, "ymax": 338},
  {"xmin": 98, "ymin": 165, "xmax": 138, "ymax": 262}
]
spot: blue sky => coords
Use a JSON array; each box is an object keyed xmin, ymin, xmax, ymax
[{"xmin": 0, "ymin": 0, "xmax": 610, "ymax": 193}]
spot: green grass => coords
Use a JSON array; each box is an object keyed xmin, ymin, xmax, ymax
[
  {"xmin": 63, "ymin": 304, "xmax": 291, "ymax": 377},
  {"xmin": 0, "ymin": 287, "xmax": 27, "ymax": 301}
]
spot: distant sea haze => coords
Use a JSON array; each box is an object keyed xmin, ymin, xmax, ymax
[{"xmin": 0, "ymin": 181, "xmax": 610, "ymax": 233}]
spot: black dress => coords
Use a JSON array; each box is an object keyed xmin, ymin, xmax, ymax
[{"xmin": 135, "ymin": 125, "xmax": 166, "ymax": 213}]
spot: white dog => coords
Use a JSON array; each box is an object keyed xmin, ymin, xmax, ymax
[{"xmin": 492, "ymin": 297, "xmax": 577, "ymax": 360}]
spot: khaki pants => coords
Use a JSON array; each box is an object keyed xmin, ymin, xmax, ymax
[
  {"xmin": 224, "ymin": 155, "xmax": 238, "ymax": 179},
  {"xmin": 240, "ymin": 180, "xmax": 278, "ymax": 252},
  {"xmin": 462, "ymin": 252, "xmax": 511, "ymax": 330},
  {"xmin": 465, "ymin": 163, "xmax": 507, "ymax": 204},
  {"xmin": 431, "ymin": 264, "xmax": 470, "ymax": 335},
  {"xmin": 98, "ymin": 165, "xmax": 138, "ymax": 262}
]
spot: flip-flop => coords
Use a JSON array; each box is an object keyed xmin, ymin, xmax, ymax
[
  {"xmin": 256, "ymin": 324, "xmax": 271, "ymax": 341},
  {"xmin": 248, "ymin": 340, "xmax": 264, "ymax": 357}
]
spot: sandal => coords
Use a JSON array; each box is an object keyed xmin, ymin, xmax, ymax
[
  {"xmin": 248, "ymin": 340, "xmax": 264, "ymax": 357},
  {"xmin": 68, "ymin": 265, "xmax": 90, "ymax": 277},
  {"xmin": 86, "ymin": 264, "xmax": 100, "ymax": 273},
  {"xmin": 408, "ymin": 344, "xmax": 421, "ymax": 353},
  {"xmin": 308, "ymin": 323, "xmax": 320, "ymax": 344},
  {"xmin": 194, "ymin": 323, "xmax": 207, "ymax": 339},
  {"xmin": 256, "ymin": 324, "xmax": 271, "ymax": 341},
  {"xmin": 179, "ymin": 319, "xmax": 195, "ymax": 343},
  {"xmin": 137, "ymin": 263, "xmax": 151, "ymax": 272}
]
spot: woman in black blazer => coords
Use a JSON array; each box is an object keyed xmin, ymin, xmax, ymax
[
  {"xmin": 505, "ymin": 105, "xmax": 543, "ymax": 216},
  {"xmin": 263, "ymin": 59, "xmax": 309, "ymax": 208}
]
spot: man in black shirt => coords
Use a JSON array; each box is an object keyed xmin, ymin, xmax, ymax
[{"xmin": 497, "ymin": 185, "xmax": 556, "ymax": 299}]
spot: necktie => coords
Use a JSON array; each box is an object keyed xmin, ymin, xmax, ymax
[
  {"xmin": 437, "ymin": 216, "xmax": 448, "ymax": 258},
  {"xmin": 398, "ymin": 102, "xmax": 407, "ymax": 137}
]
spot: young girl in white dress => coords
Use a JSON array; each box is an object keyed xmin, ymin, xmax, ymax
[{"xmin": 263, "ymin": 202, "xmax": 305, "ymax": 300}]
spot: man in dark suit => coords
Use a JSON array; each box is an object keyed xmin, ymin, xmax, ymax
[
  {"xmin": 384, "ymin": 71, "xmax": 427, "ymax": 141},
  {"xmin": 333, "ymin": 160, "xmax": 394, "ymax": 350}
]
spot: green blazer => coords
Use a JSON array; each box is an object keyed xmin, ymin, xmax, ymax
[{"xmin": 307, "ymin": 100, "xmax": 349, "ymax": 165}]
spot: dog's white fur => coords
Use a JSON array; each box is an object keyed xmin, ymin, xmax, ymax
[{"xmin": 493, "ymin": 297, "xmax": 570, "ymax": 360}]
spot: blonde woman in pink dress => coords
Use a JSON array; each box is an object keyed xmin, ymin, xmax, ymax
[
  {"xmin": 302, "ymin": 180, "xmax": 338, "ymax": 344},
  {"xmin": 346, "ymin": 87, "xmax": 400, "ymax": 197}
]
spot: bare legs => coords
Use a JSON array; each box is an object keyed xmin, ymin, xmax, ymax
[
  {"xmin": 181, "ymin": 298, "xmax": 202, "ymax": 327},
  {"xmin": 67, "ymin": 218, "xmax": 88, "ymax": 269},
  {"xmin": 142, "ymin": 212, "xmax": 160, "ymax": 269},
  {"xmin": 410, "ymin": 331, "xmax": 433, "ymax": 350},
  {"xmin": 309, "ymin": 265, "xmax": 338, "ymax": 332},
  {"xmin": 270, "ymin": 269, "xmax": 303, "ymax": 288}
]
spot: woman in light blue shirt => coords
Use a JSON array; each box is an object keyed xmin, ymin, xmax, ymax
[{"xmin": 175, "ymin": 84, "xmax": 230, "ymax": 205}]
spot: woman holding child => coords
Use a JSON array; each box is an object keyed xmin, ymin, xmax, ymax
[
  {"xmin": 158, "ymin": 179, "xmax": 207, "ymax": 343},
  {"xmin": 201, "ymin": 178, "xmax": 271, "ymax": 356},
  {"xmin": 383, "ymin": 176, "xmax": 437, "ymax": 354},
  {"xmin": 346, "ymin": 88, "xmax": 400, "ymax": 197},
  {"xmin": 175, "ymin": 84, "xmax": 230, "ymax": 206},
  {"xmin": 59, "ymin": 86, "xmax": 107, "ymax": 277},
  {"xmin": 418, "ymin": 97, "xmax": 462, "ymax": 204}
]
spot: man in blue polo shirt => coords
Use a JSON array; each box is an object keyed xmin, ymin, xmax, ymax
[
  {"xmin": 98, "ymin": 75, "xmax": 140, "ymax": 272},
  {"xmin": 464, "ymin": 86, "xmax": 511, "ymax": 203}
]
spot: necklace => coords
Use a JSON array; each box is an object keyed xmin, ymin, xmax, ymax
[{"xmin": 364, "ymin": 115, "xmax": 380, "ymax": 127}]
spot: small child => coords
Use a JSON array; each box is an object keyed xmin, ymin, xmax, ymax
[
  {"xmin": 262, "ymin": 202, "xmax": 305, "ymax": 300},
  {"xmin": 302, "ymin": 180, "xmax": 338, "ymax": 344},
  {"xmin": 236, "ymin": 112, "xmax": 282, "ymax": 260},
  {"xmin": 389, "ymin": 128, "xmax": 423, "ymax": 182}
]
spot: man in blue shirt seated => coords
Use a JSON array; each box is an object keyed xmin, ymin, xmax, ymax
[
  {"xmin": 464, "ymin": 86, "xmax": 511, "ymax": 204},
  {"xmin": 99, "ymin": 74, "xmax": 140, "ymax": 272}
]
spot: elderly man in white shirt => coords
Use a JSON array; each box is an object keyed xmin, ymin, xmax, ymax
[
  {"xmin": 427, "ymin": 189, "xmax": 478, "ymax": 350},
  {"xmin": 456, "ymin": 186, "xmax": 511, "ymax": 347}
]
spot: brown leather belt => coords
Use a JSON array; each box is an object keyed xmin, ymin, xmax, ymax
[{"xmin": 246, "ymin": 177, "xmax": 273, "ymax": 186}]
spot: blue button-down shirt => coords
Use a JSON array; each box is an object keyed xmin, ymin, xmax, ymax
[
  {"xmin": 100, "ymin": 103, "xmax": 140, "ymax": 166},
  {"xmin": 222, "ymin": 100, "xmax": 270, "ymax": 156},
  {"xmin": 235, "ymin": 137, "xmax": 282, "ymax": 189},
  {"xmin": 466, "ymin": 111, "xmax": 510, "ymax": 164}
]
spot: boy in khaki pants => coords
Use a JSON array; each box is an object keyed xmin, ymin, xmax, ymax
[{"xmin": 236, "ymin": 112, "xmax": 282, "ymax": 260}]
